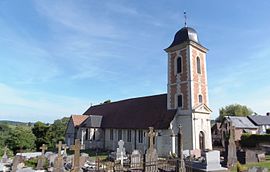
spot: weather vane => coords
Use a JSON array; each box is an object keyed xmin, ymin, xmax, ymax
[{"xmin": 184, "ymin": 11, "xmax": 187, "ymax": 27}]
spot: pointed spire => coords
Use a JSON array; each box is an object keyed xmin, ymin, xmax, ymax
[{"xmin": 184, "ymin": 11, "xmax": 187, "ymax": 27}]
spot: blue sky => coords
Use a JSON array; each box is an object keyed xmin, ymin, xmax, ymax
[{"xmin": 0, "ymin": 0, "xmax": 270, "ymax": 123}]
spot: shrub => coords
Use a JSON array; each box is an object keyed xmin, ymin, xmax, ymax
[
  {"xmin": 240, "ymin": 134, "xmax": 270, "ymax": 148},
  {"xmin": 266, "ymin": 128, "xmax": 270, "ymax": 134}
]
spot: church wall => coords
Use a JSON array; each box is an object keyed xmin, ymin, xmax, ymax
[
  {"xmin": 192, "ymin": 113, "xmax": 212, "ymax": 150},
  {"xmin": 65, "ymin": 120, "xmax": 75, "ymax": 146},
  {"xmin": 175, "ymin": 115, "xmax": 193, "ymax": 150}
]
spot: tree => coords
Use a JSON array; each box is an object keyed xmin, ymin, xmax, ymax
[
  {"xmin": 216, "ymin": 104, "xmax": 253, "ymax": 122},
  {"xmin": 0, "ymin": 124, "xmax": 12, "ymax": 148},
  {"xmin": 46, "ymin": 117, "xmax": 69, "ymax": 149},
  {"xmin": 32, "ymin": 121, "xmax": 49, "ymax": 150},
  {"xmin": 6, "ymin": 126, "xmax": 36, "ymax": 153}
]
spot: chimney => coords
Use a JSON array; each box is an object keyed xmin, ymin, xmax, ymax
[{"xmin": 267, "ymin": 112, "xmax": 270, "ymax": 116}]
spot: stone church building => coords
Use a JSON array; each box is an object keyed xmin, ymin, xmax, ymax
[{"xmin": 65, "ymin": 25, "xmax": 212, "ymax": 156}]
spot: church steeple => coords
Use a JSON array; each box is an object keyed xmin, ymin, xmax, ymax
[{"xmin": 165, "ymin": 24, "xmax": 212, "ymax": 150}]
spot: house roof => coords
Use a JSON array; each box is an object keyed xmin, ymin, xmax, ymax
[
  {"xmin": 71, "ymin": 115, "xmax": 88, "ymax": 127},
  {"xmin": 224, "ymin": 116, "xmax": 257, "ymax": 129},
  {"xmin": 248, "ymin": 115, "xmax": 270, "ymax": 125},
  {"xmin": 83, "ymin": 94, "xmax": 177, "ymax": 129}
]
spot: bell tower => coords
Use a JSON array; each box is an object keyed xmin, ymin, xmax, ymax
[{"xmin": 165, "ymin": 26, "xmax": 212, "ymax": 150}]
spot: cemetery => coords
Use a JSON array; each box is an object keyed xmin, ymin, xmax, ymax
[{"xmin": 1, "ymin": 125, "xmax": 269, "ymax": 172}]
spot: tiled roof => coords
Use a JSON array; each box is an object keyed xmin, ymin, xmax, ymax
[
  {"xmin": 225, "ymin": 116, "xmax": 257, "ymax": 129},
  {"xmin": 71, "ymin": 115, "xmax": 88, "ymax": 127},
  {"xmin": 248, "ymin": 115, "xmax": 270, "ymax": 125},
  {"xmin": 83, "ymin": 94, "xmax": 177, "ymax": 129}
]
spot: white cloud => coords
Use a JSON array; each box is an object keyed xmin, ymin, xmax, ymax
[{"xmin": 0, "ymin": 83, "xmax": 89, "ymax": 123}]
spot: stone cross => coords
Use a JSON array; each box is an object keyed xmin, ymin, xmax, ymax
[
  {"xmin": 71, "ymin": 139, "xmax": 81, "ymax": 172},
  {"xmin": 37, "ymin": 144, "xmax": 47, "ymax": 170},
  {"xmin": 178, "ymin": 125, "xmax": 185, "ymax": 172},
  {"xmin": 40, "ymin": 144, "xmax": 47, "ymax": 155},
  {"xmin": 147, "ymin": 127, "xmax": 156, "ymax": 150},
  {"xmin": 226, "ymin": 122, "xmax": 237, "ymax": 168},
  {"xmin": 56, "ymin": 141, "xmax": 63, "ymax": 156},
  {"xmin": 62, "ymin": 144, "xmax": 67, "ymax": 157},
  {"xmin": 118, "ymin": 140, "xmax": 125, "ymax": 166}
]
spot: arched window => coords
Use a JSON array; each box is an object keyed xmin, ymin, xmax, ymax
[
  {"xmin": 177, "ymin": 95, "xmax": 183, "ymax": 108},
  {"xmin": 199, "ymin": 95, "xmax": 203, "ymax": 103},
  {"xmin": 199, "ymin": 131, "xmax": 205, "ymax": 150},
  {"xmin": 197, "ymin": 57, "xmax": 201, "ymax": 74},
  {"xmin": 177, "ymin": 57, "xmax": 182, "ymax": 73}
]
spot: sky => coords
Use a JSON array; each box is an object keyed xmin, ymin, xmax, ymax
[{"xmin": 0, "ymin": 0, "xmax": 270, "ymax": 123}]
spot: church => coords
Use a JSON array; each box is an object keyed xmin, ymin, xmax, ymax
[{"xmin": 65, "ymin": 25, "xmax": 213, "ymax": 157}]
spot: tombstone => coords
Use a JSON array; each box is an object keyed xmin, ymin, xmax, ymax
[
  {"xmin": 145, "ymin": 127, "xmax": 158, "ymax": 172},
  {"xmin": 0, "ymin": 162, "xmax": 4, "ymax": 171},
  {"xmin": 248, "ymin": 166, "xmax": 268, "ymax": 172},
  {"xmin": 62, "ymin": 144, "xmax": 68, "ymax": 157},
  {"xmin": 12, "ymin": 155, "xmax": 24, "ymax": 172},
  {"xmin": 53, "ymin": 141, "xmax": 64, "ymax": 172},
  {"xmin": 1, "ymin": 146, "xmax": 8, "ymax": 163},
  {"xmin": 225, "ymin": 123, "xmax": 237, "ymax": 168},
  {"xmin": 116, "ymin": 140, "xmax": 126, "ymax": 166},
  {"xmin": 177, "ymin": 125, "xmax": 185, "ymax": 172},
  {"xmin": 257, "ymin": 153, "xmax": 266, "ymax": 162},
  {"xmin": 71, "ymin": 139, "xmax": 81, "ymax": 172},
  {"xmin": 79, "ymin": 153, "xmax": 89, "ymax": 168},
  {"xmin": 36, "ymin": 144, "xmax": 47, "ymax": 170},
  {"xmin": 204, "ymin": 151, "xmax": 223, "ymax": 170},
  {"xmin": 130, "ymin": 150, "xmax": 142, "ymax": 169}
]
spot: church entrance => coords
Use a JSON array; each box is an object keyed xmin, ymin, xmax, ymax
[{"xmin": 199, "ymin": 131, "xmax": 205, "ymax": 150}]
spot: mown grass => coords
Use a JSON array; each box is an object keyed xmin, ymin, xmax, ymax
[{"xmin": 231, "ymin": 156, "xmax": 270, "ymax": 172}]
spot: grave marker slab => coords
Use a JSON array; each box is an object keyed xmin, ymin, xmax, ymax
[
  {"xmin": 145, "ymin": 127, "xmax": 158, "ymax": 172},
  {"xmin": 71, "ymin": 139, "xmax": 81, "ymax": 172},
  {"xmin": 37, "ymin": 144, "xmax": 47, "ymax": 170},
  {"xmin": 53, "ymin": 141, "xmax": 64, "ymax": 172},
  {"xmin": 116, "ymin": 140, "xmax": 126, "ymax": 166}
]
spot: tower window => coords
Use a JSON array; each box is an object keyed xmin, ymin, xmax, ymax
[
  {"xmin": 197, "ymin": 57, "xmax": 201, "ymax": 74},
  {"xmin": 199, "ymin": 95, "xmax": 203, "ymax": 103},
  {"xmin": 177, "ymin": 95, "xmax": 183, "ymax": 108},
  {"xmin": 177, "ymin": 57, "xmax": 182, "ymax": 73}
]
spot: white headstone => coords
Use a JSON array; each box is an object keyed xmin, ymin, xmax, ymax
[
  {"xmin": 116, "ymin": 140, "xmax": 126, "ymax": 166},
  {"xmin": 131, "ymin": 150, "xmax": 142, "ymax": 169},
  {"xmin": 0, "ymin": 162, "xmax": 4, "ymax": 171},
  {"xmin": 205, "ymin": 150, "xmax": 223, "ymax": 171}
]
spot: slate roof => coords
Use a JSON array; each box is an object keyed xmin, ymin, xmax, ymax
[
  {"xmin": 71, "ymin": 115, "xmax": 88, "ymax": 127},
  {"xmin": 224, "ymin": 116, "xmax": 257, "ymax": 129},
  {"xmin": 167, "ymin": 27, "xmax": 199, "ymax": 49},
  {"xmin": 83, "ymin": 94, "xmax": 177, "ymax": 129},
  {"xmin": 248, "ymin": 115, "xmax": 270, "ymax": 125}
]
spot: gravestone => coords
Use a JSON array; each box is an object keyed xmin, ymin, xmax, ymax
[
  {"xmin": 12, "ymin": 155, "xmax": 24, "ymax": 172},
  {"xmin": 71, "ymin": 139, "xmax": 81, "ymax": 172},
  {"xmin": 37, "ymin": 144, "xmax": 47, "ymax": 170},
  {"xmin": 248, "ymin": 166, "xmax": 268, "ymax": 172},
  {"xmin": 53, "ymin": 141, "xmax": 64, "ymax": 172},
  {"xmin": 145, "ymin": 127, "xmax": 158, "ymax": 172},
  {"xmin": 225, "ymin": 123, "xmax": 237, "ymax": 168},
  {"xmin": 257, "ymin": 153, "xmax": 266, "ymax": 162},
  {"xmin": 204, "ymin": 151, "xmax": 223, "ymax": 170},
  {"xmin": 116, "ymin": 140, "xmax": 126, "ymax": 166},
  {"xmin": 0, "ymin": 162, "xmax": 4, "ymax": 171},
  {"xmin": 1, "ymin": 146, "xmax": 8, "ymax": 163},
  {"xmin": 62, "ymin": 144, "xmax": 68, "ymax": 157},
  {"xmin": 177, "ymin": 125, "xmax": 185, "ymax": 172},
  {"xmin": 130, "ymin": 150, "xmax": 142, "ymax": 169}
]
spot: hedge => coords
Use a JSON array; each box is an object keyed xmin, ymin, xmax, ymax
[
  {"xmin": 266, "ymin": 128, "xmax": 270, "ymax": 134},
  {"xmin": 240, "ymin": 133, "xmax": 270, "ymax": 147}
]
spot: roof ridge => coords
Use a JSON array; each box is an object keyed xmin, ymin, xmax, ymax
[{"xmin": 91, "ymin": 93, "xmax": 167, "ymax": 108}]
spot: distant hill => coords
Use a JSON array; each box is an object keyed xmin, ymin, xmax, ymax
[{"xmin": 0, "ymin": 120, "xmax": 34, "ymax": 127}]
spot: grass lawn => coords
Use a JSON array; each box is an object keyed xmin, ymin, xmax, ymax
[
  {"xmin": 67, "ymin": 149, "xmax": 109, "ymax": 161},
  {"xmin": 231, "ymin": 155, "xmax": 270, "ymax": 172}
]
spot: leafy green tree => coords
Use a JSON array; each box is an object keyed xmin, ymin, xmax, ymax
[
  {"xmin": 0, "ymin": 124, "xmax": 12, "ymax": 147},
  {"xmin": 32, "ymin": 121, "xmax": 49, "ymax": 150},
  {"xmin": 6, "ymin": 126, "xmax": 36, "ymax": 153},
  {"xmin": 216, "ymin": 104, "xmax": 253, "ymax": 122},
  {"xmin": 46, "ymin": 117, "xmax": 69, "ymax": 149}
]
